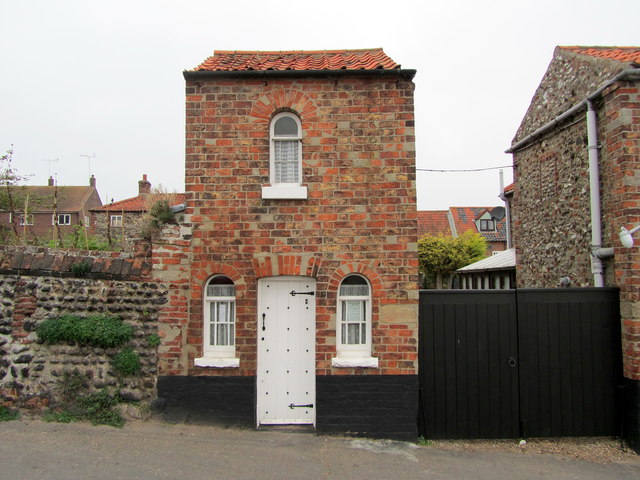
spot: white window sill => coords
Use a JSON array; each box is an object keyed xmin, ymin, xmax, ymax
[
  {"xmin": 261, "ymin": 185, "xmax": 308, "ymax": 200},
  {"xmin": 194, "ymin": 357, "xmax": 240, "ymax": 368},
  {"xmin": 331, "ymin": 356, "xmax": 379, "ymax": 368}
]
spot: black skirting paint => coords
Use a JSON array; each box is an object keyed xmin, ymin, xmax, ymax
[
  {"xmin": 156, "ymin": 375, "xmax": 418, "ymax": 440},
  {"xmin": 624, "ymin": 378, "xmax": 640, "ymax": 454}
]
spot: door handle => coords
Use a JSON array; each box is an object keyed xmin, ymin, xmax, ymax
[{"xmin": 262, "ymin": 313, "xmax": 266, "ymax": 331}]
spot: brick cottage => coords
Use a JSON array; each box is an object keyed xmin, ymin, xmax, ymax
[{"xmin": 153, "ymin": 49, "xmax": 420, "ymax": 438}]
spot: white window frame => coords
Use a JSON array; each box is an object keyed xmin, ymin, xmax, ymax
[
  {"xmin": 18, "ymin": 213, "xmax": 33, "ymax": 226},
  {"xmin": 332, "ymin": 274, "xmax": 378, "ymax": 368},
  {"xmin": 261, "ymin": 112, "xmax": 308, "ymax": 199},
  {"xmin": 195, "ymin": 275, "xmax": 240, "ymax": 368},
  {"xmin": 53, "ymin": 213, "xmax": 71, "ymax": 225},
  {"xmin": 110, "ymin": 215, "xmax": 123, "ymax": 227}
]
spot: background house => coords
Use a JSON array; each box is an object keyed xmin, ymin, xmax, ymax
[
  {"xmin": 154, "ymin": 48, "xmax": 419, "ymax": 438},
  {"xmin": 90, "ymin": 174, "xmax": 185, "ymax": 250},
  {"xmin": 0, "ymin": 175, "xmax": 101, "ymax": 244},
  {"xmin": 417, "ymin": 206, "xmax": 508, "ymax": 254},
  {"xmin": 506, "ymin": 46, "xmax": 640, "ymax": 450}
]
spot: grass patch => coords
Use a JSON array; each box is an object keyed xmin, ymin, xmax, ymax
[
  {"xmin": 43, "ymin": 410, "xmax": 79, "ymax": 423},
  {"xmin": 417, "ymin": 436, "xmax": 433, "ymax": 447},
  {"xmin": 0, "ymin": 405, "xmax": 19, "ymax": 422}
]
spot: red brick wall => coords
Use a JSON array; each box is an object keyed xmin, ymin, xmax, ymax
[
  {"xmin": 159, "ymin": 73, "xmax": 418, "ymax": 378},
  {"xmin": 601, "ymin": 81, "xmax": 640, "ymax": 380}
]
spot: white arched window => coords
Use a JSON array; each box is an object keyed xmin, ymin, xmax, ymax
[
  {"xmin": 332, "ymin": 275, "xmax": 378, "ymax": 368},
  {"xmin": 261, "ymin": 112, "xmax": 308, "ymax": 199},
  {"xmin": 194, "ymin": 275, "xmax": 239, "ymax": 368}
]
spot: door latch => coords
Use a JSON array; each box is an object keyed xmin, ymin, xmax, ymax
[
  {"xmin": 288, "ymin": 403, "xmax": 314, "ymax": 409},
  {"xmin": 262, "ymin": 313, "xmax": 266, "ymax": 331},
  {"xmin": 290, "ymin": 291, "xmax": 315, "ymax": 296}
]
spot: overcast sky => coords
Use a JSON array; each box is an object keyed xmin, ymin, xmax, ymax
[{"xmin": 1, "ymin": 0, "xmax": 638, "ymax": 210}]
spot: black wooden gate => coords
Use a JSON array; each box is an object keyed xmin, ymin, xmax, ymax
[{"xmin": 418, "ymin": 288, "xmax": 622, "ymax": 439}]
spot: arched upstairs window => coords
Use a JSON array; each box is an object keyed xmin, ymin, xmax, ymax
[
  {"xmin": 194, "ymin": 275, "xmax": 240, "ymax": 368},
  {"xmin": 332, "ymin": 274, "xmax": 379, "ymax": 368},
  {"xmin": 261, "ymin": 112, "xmax": 308, "ymax": 200}
]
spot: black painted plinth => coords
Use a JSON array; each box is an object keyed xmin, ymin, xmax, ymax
[
  {"xmin": 316, "ymin": 375, "xmax": 418, "ymax": 440},
  {"xmin": 157, "ymin": 374, "xmax": 418, "ymax": 439},
  {"xmin": 624, "ymin": 378, "xmax": 640, "ymax": 453},
  {"xmin": 157, "ymin": 376, "xmax": 255, "ymax": 427}
]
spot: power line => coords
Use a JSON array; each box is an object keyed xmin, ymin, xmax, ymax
[{"xmin": 417, "ymin": 165, "xmax": 513, "ymax": 173}]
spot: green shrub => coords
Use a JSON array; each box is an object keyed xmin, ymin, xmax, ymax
[
  {"xmin": 0, "ymin": 405, "xmax": 19, "ymax": 422},
  {"xmin": 79, "ymin": 390, "xmax": 124, "ymax": 427},
  {"xmin": 45, "ymin": 374, "xmax": 124, "ymax": 428},
  {"xmin": 70, "ymin": 260, "xmax": 92, "ymax": 277},
  {"xmin": 146, "ymin": 333, "xmax": 160, "ymax": 347},
  {"xmin": 112, "ymin": 347, "xmax": 141, "ymax": 376},
  {"xmin": 37, "ymin": 315, "xmax": 134, "ymax": 348}
]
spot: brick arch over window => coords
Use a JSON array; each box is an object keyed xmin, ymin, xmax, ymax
[
  {"xmin": 328, "ymin": 263, "xmax": 383, "ymax": 299},
  {"xmin": 252, "ymin": 254, "xmax": 322, "ymax": 278},
  {"xmin": 250, "ymin": 89, "xmax": 319, "ymax": 123},
  {"xmin": 192, "ymin": 263, "xmax": 245, "ymax": 298}
]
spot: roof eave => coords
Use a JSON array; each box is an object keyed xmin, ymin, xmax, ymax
[{"xmin": 183, "ymin": 68, "xmax": 417, "ymax": 81}]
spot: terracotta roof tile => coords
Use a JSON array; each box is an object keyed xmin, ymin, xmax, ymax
[
  {"xmin": 416, "ymin": 211, "xmax": 452, "ymax": 237},
  {"xmin": 92, "ymin": 193, "xmax": 186, "ymax": 212},
  {"xmin": 194, "ymin": 49, "xmax": 400, "ymax": 72},
  {"xmin": 560, "ymin": 46, "xmax": 640, "ymax": 64}
]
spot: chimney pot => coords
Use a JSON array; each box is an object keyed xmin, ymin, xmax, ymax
[
  {"xmin": 89, "ymin": 175, "xmax": 96, "ymax": 187},
  {"xmin": 48, "ymin": 176, "xmax": 54, "ymax": 187}
]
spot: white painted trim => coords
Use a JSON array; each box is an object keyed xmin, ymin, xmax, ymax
[
  {"xmin": 194, "ymin": 357, "xmax": 240, "ymax": 368},
  {"xmin": 261, "ymin": 185, "xmax": 308, "ymax": 199},
  {"xmin": 331, "ymin": 356, "xmax": 379, "ymax": 368}
]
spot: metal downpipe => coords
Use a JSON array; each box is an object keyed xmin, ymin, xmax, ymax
[{"xmin": 587, "ymin": 100, "xmax": 607, "ymax": 287}]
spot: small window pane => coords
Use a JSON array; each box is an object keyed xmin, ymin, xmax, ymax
[
  {"xmin": 274, "ymin": 140, "xmax": 299, "ymax": 183},
  {"xmin": 339, "ymin": 276, "xmax": 369, "ymax": 296},
  {"xmin": 215, "ymin": 324, "xmax": 229, "ymax": 346},
  {"xmin": 274, "ymin": 116, "xmax": 298, "ymax": 136},
  {"xmin": 206, "ymin": 276, "xmax": 235, "ymax": 297},
  {"xmin": 207, "ymin": 284, "xmax": 235, "ymax": 297}
]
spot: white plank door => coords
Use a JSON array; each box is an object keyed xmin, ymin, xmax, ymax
[{"xmin": 257, "ymin": 276, "xmax": 316, "ymax": 425}]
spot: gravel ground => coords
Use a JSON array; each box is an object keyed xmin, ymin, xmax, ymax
[{"xmin": 427, "ymin": 437, "xmax": 639, "ymax": 464}]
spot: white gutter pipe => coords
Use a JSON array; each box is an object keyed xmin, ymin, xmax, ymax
[
  {"xmin": 506, "ymin": 68, "xmax": 640, "ymax": 287},
  {"xmin": 587, "ymin": 99, "xmax": 612, "ymax": 287}
]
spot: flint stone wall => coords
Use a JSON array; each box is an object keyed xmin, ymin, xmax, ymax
[{"xmin": 0, "ymin": 246, "xmax": 167, "ymax": 414}]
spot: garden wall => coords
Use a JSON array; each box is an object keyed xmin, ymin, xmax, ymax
[{"xmin": 0, "ymin": 245, "xmax": 167, "ymax": 415}]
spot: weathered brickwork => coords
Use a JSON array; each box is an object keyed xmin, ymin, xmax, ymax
[
  {"xmin": 158, "ymin": 72, "xmax": 419, "ymax": 379},
  {"xmin": 510, "ymin": 47, "xmax": 640, "ymax": 381},
  {"xmin": 0, "ymin": 269, "xmax": 167, "ymax": 413}
]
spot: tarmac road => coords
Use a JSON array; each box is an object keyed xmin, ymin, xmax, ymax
[{"xmin": 1, "ymin": 419, "xmax": 639, "ymax": 480}]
